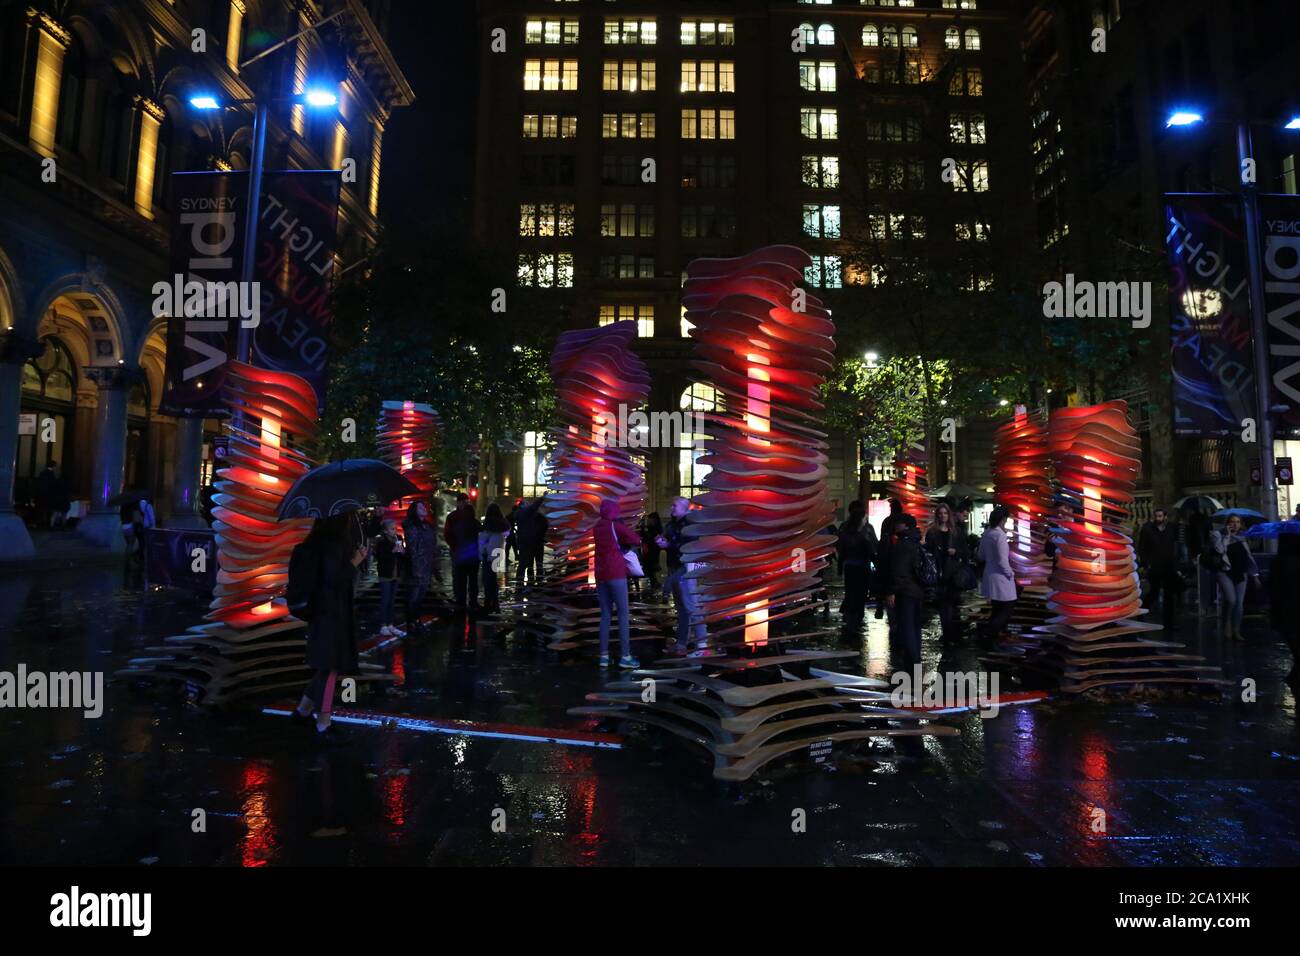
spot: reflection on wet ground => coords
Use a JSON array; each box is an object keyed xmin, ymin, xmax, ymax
[{"xmin": 2, "ymin": 564, "xmax": 1298, "ymax": 866}]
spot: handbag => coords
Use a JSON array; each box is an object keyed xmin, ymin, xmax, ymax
[
  {"xmin": 955, "ymin": 560, "xmax": 978, "ymax": 591},
  {"xmin": 623, "ymin": 549, "xmax": 644, "ymax": 578}
]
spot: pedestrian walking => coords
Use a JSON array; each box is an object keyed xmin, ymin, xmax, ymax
[
  {"xmin": 402, "ymin": 500, "xmax": 437, "ymax": 632},
  {"xmin": 288, "ymin": 512, "xmax": 365, "ymax": 736},
  {"xmin": 444, "ymin": 493, "xmax": 482, "ymax": 612},
  {"xmin": 1208, "ymin": 514, "xmax": 1260, "ymax": 641},
  {"xmin": 593, "ymin": 498, "xmax": 641, "ymax": 668},
  {"xmin": 479, "ymin": 502, "xmax": 509, "ymax": 615},
  {"xmin": 639, "ymin": 512, "xmax": 664, "ymax": 593},
  {"xmin": 977, "ymin": 505, "xmax": 1018, "ymax": 644},
  {"xmin": 884, "ymin": 513, "xmax": 925, "ymax": 669},
  {"xmin": 1137, "ymin": 507, "xmax": 1182, "ymax": 628},
  {"xmin": 372, "ymin": 517, "xmax": 406, "ymax": 638},
  {"xmin": 837, "ymin": 500, "xmax": 877, "ymax": 631},
  {"xmin": 874, "ymin": 498, "xmax": 904, "ymax": 619},
  {"xmin": 514, "ymin": 498, "xmax": 549, "ymax": 586},
  {"xmin": 657, "ymin": 496, "xmax": 708, "ymax": 653},
  {"xmin": 925, "ymin": 502, "xmax": 971, "ymax": 642}
]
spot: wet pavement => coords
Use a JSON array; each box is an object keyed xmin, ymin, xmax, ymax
[{"xmin": 2, "ymin": 559, "xmax": 1299, "ymax": 867}]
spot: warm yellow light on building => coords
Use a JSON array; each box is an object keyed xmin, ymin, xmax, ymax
[
  {"xmin": 29, "ymin": 13, "xmax": 71, "ymax": 158},
  {"xmin": 368, "ymin": 121, "xmax": 384, "ymax": 216},
  {"xmin": 133, "ymin": 97, "xmax": 165, "ymax": 219},
  {"xmin": 226, "ymin": 0, "xmax": 246, "ymax": 73}
]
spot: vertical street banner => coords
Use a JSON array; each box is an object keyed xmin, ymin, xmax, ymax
[
  {"xmin": 159, "ymin": 171, "xmax": 246, "ymax": 417},
  {"xmin": 252, "ymin": 170, "xmax": 342, "ymax": 414},
  {"xmin": 1258, "ymin": 194, "xmax": 1300, "ymax": 438},
  {"xmin": 1164, "ymin": 194, "xmax": 1255, "ymax": 437},
  {"xmin": 159, "ymin": 170, "xmax": 341, "ymax": 417}
]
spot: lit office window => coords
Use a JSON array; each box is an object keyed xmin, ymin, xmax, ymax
[
  {"xmin": 679, "ymin": 384, "xmax": 719, "ymax": 498},
  {"xmin": 949, "ymin": 67, "xmax": 983, "ymax": 95},
  {"xmin": 863, "ymin": 23, "xmax": 879, "ymax": 46},
  {"xmin": 599, "ymin": 304, "xmax": 655, "ymax": 337},
  {"xmin": 804, "ymin": 255, "xmax": 842, "ymax": 288},
  {"xmin": 680, "ymin": 61, "xmax": 735, "ymax": 93},
  {"xmin": 945, "ymin": 27, "xmax": 960, "ymax": 50},
  {"xmin": 681, "ymin": 20, "xmax": 734, "ymax": 45},
  {"xmin": 525, "ymin": 59, "xmax": 578, "ymax": 90},
  {"xmin": 519, "ymin": 202, "xmax": 574, "ymax": 237},
  {"xmin": 801, "ymin": 155, "xmax": 839, "ymax": 188},
  {"xmin": 524, "ymin": 113, "xmax": 578, "ymax": 138},
  {"xmin": 604, "ymin": 18, "xmax": 657, "ymax": 44},
  {"xmin": 603, "ymin": 60, "xmax": 656, "ymax": 92},
  {"xmin": 964, "ymin": 28, "xmax": 981, "ymax": 51},
  {"xmin": 799, "ymin": 61, "xmax": 836, "ymax": 91},
  {"xmin": 681, "ymin": 108, "xmax": 735, "ymax": 140},
  {"xmin": 949, "ymin": 112, "xmax": 986, "ymax": 143},
  {"xmin": 882, "ymin": 25, "xmax": 899, "ymax": 47},
  {"xmin": 602, "ymin": 112, "xmax": 656, "ymax": 138},
  {"xmin": 954, "ymin": 221, "xmax": 991, "ymax": 241},
  {"xmin": 599, "ymin": 203, "xmax": 655, "ymax": 238},
  {"xmin": 517, "ymin": 251, "xmax": 574, "ymax": 287},
  {"xmin": 522, "ymin": 431, "xmax": 552, "ymax": 500},
  {"xmin": 800, "ymin": 108, "xmax": 837, "ymax": 140},
  {"xmin": 817, "ymin": 24, "xmax": 834, "ymax": 44},
  {"xmin": 951, "ymin": 160, "xmax": 989, "ymax": 191},
  {"xmin": 902, "ymin": 26, "xmax": 918, "ymax": 48},
  {"xmin": 525, "ymin": 19, "xmax": 579, "ymax": 44},
  {"xmin": 944, "ymin": 0, "xmax": 978, "ymax": 8},
  {"xmin": 801, "ymin": 204, "xmax": 841, "ymax": 238}
]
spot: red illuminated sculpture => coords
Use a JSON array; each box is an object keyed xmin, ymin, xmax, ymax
[
  {"xmin": 992, "ymin": 405, "xmax": 1052, "ymax": 587},
  {"xmin": 888, "ymin": 442, "xmax": 929, "ymax": 532},
  {"xmin": 678, "ymin": 245, "xmax": 836, "ymax": 643},
  {"xmin": 543, "ymin": 321, "xmax": 651, "ymax": 587},
  {"xmin": 376, "ymin": 400, "xmax": 441, "ymax": 527}
]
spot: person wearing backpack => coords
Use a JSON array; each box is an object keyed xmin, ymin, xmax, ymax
[
  {"xmin": 977, "ymin": 505, "xmax": 1018, "ymax": 644},
  {"xmin": 593, "ymin": 497, "xmax": 641, "ymax": 669},
  {"xmin": 884, "ymin": 513, "xmax": 926, "ymax": 668},
  {"xmin": 925, "ymin": 502, "xmax": 970, "ymax": 643},
  {"xmin": 289, "ymin": 512, "xmax": 367, "ymax": 736}
]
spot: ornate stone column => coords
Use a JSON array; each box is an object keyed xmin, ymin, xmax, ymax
[
  {"xmin": 0, "ymin": 330, "xmax": 42, "ymax": 559},
  {"xmin": 169, "ymin": 415, "xmax": 206, "ymax": 528},
  {"xmin": 77, "ymin": 366, "xmax": 135, "ymax": 550}
]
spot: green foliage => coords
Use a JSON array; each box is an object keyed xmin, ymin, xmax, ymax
[{"xmin": 322, "ymin": 222, "xmax": 556, "ymax": 476}]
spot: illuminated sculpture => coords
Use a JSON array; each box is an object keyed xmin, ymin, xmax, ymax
[
  {"xmin": 888, "ymin": 442, "xmax": 929, "ymax": 532},
  {"xmin": 679, "ymin": 245, "xmax": 837, "ymax": 643},
  {"xmin": 121, "ymin": 363, "xmax": 388, "ymax": 703},
  {"xmin": 1004, "ymin": 400, "xmax": 1224, "ymax": 693},
  {"xmin": 992, "ymin": 405, "xmax": 1052, "ymax": 587},
  {"xmin": 376, "ymin": 400, "xmax": 441, "ymax": 527},
  {"xmin": 543, "ymin": 321, "xmax": 650, "ymax": 587}
]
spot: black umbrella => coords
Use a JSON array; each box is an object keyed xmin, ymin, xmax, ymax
[{"xmin": 276, "ymin": 459, "xmax": 420, "ymax": 521}]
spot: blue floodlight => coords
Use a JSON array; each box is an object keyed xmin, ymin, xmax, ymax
[
  {"xmin": 303, "ymin": 88, "xmax": 339, "ymax": 108},
  {"xmin": 190, "ymin": 94, "xmax": 221, "ymax": 110},
  {"xmin": 1165, "ymin": 110, "xmax": 1204, "ymax": 128},
  {"xmin": 1285, "ymin": 117, "xmax": 1300, "ymax": 130}
]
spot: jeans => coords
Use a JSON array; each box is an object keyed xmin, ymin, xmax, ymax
[
  {"xmin": 405, "ymin": 578, "xmax": 428, "ymax": 627},
  {"xmin": 984, "ymin": 599, "xmax": 1017, "ymax": 641},
  {"xmin": 597, "ymin": 577, "xmax": 631, "ymax": 659},
  {"xmin": 668, "ymin": 568, "xmax": 707, "ymax": 645},
  {"xmin": 1216, "ymin": 573, "xmax": 1247, "ymax": 630},
  {"xmin": 453, "ymin": 560, "xmax": 480, "ymax": 609},
  {"xmin": 481, "ymin": 556, "xmax": 499, "ymax": 610},
  {"xmin": 1143, "ymin": 567, "xmax": 1181, "ymax": 628},
  {"xmin": 378, "ymin": 579, "xmax": 397, "ymax": 626},
  {"xmin": 892, "ymin": 595, "xmax": 923, "ymax": 669}
]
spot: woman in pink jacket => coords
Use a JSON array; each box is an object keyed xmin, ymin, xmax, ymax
[{"xmin": 593, "ymin": 498, "xmax": 641, "ymax": 668}]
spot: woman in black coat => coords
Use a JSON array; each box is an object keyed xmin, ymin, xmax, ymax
[
  {"xmin": 1269, "ymin": 532, "xmax": 1300, "ymax": 685},
  {"xmin": 925, "ymin": 502, "xmax": 971, "ymax": 643},
  {"xmin": 293, "ymin": 512, "xmax": 367, "ymax": 734}
]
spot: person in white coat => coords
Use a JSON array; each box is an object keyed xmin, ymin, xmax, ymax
[{"xmin": 978, "ymin": 505, "xmax": 1018, "ymax": 643}]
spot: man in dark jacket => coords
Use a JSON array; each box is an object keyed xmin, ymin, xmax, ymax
[
  {"xmin": 1138, "ymin": 507, "xmax": 1182, "ymax": 627},
  {"xmin": 656, "ymin": 496, "xmax": 706, "ymax": 651},
  {"xmin": 514, "ymin": 498, "xmax": 549, "ymax": 586},
  {"xmin": 885, "ymin": 514, "xmax": 925, "ymax": 669},
  {"xmin": 873, "ymin": 498, "xmax": 904, "ymax": 619},
  {"xmin": 444, "ymin": 494, "xmax": 482, "ymax": 612}
]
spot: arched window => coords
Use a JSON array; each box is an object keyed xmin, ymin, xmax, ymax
[
  {"xmin": 902, "ymin": 26, "xmax": 918, "ymax": 48},
  {"xmin": 945, "ymin": 27, "xmax": 960, "ymax": 50},
  {"xmin": 816, "ymin": 23, "xmax": 834, "ymax": 45},
  {"xmin": 56, "ymin": 35, "xmax": 86, "ymax": 152},
  {"xmin": 24, "ymin": 336, "xmax": 77, "ymax": 401},
  {"xmin": 798, "ymin": 22, "xmax": 815, "ymax": 47},
  {"xmin": 964, "ymin": 28, "xmax": 981, "ymax": 51},
  {"xmin": 98, "ymin": 64, "xmax": 135, "ymax": 186},
  {"xmin": 862, "ymin": 23, "xmax": 879, "ymax": 46},
  {"xmin": 881, "ymin": 25, "xmax": 899, "ymax": 47}
]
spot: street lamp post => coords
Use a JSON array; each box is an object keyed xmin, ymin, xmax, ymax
[{"xmin": 1166, "ymin": 110, "xmax": 1298, "ymax": 522}]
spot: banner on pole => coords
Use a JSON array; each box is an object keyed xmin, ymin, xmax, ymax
[
  {"xmin": 1164, "ymin": 194, "xmax": 1255, "ymax": 437},
  {"xmin": 1258, "ymin": 194, "xmax": 1300, "ymax": 438},
  {"xmin": 159, "ymin": 170, "xmax": 341, "ymax": 418}
]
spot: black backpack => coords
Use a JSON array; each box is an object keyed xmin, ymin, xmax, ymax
[
  {"xmin": 914, "ymin": 541, "xmax": 940, "ymax": 591},
  {"xmin": 286, "ymin": 541, "xmax": 321, "ymax": 621}
]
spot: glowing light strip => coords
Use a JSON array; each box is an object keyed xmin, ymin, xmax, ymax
[{"xmin": 262, "ymin": 706, "xmax": 624, "ymax": 749}]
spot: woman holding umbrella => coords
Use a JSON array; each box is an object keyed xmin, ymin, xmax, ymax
[
  {"xmin": 1208, "ymin": 514, "xmax": 1260, "ymax": 641},
  {"xmin": 292, "ymin": 511, "xmax": 367, "ymax": 735}
]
